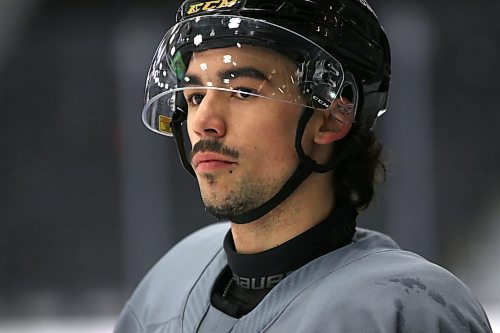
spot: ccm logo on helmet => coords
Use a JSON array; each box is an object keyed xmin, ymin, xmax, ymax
[
  {"xmin": 186, "ymin": 0, "xmax": 239, "ymax": 15},
  {"xmin": 312, "ymin": 95, "xmax": 330, "ymax": 109}
]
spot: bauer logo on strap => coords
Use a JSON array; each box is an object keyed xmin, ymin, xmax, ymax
[{"xmin": 184, "ymin": 0, "xmax": 242, "ymax": 16}]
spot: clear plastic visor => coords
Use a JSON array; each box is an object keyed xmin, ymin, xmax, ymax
[{"xmin": 143, "ymin": 15, "xmax": 345, "ymax": 136}]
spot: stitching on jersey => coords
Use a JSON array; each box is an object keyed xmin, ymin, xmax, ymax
[
  {"xmin": 125, "ymin": 302, "xmax": 146, "ymax": 332},
  {"xmin": 181, "ymin": 224, "xmax": 229, "ymax": 332},
  {"xmin": 144, "ymin": 315, "xmax": 181, "ymax": 330}
]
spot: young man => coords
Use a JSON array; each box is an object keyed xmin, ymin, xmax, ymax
[{"xmin": 115, "ymin": 0, "xmax": 493, "ymax": 332}]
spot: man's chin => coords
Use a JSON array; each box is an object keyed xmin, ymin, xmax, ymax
[
  {"xmin": 203, "ymin": 199, "xmax": 254, "ymax": 221},
  {"xmin": 204, "ymin": 204, "xmax": 239, "ymax": 221}
]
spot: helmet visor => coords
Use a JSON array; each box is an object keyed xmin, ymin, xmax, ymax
[{"xmin": 143, "ymin": 15, "xmax": 346, "ymax": 136}]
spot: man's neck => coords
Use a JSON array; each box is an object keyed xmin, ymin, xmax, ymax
[{"xmin": 230, "ymin": 171, "xmax": 335, "ymax": 254}]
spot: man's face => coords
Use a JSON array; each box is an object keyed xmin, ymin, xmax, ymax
[{"xmin": 183, "ymin": 45, "xmax": 307, "ymax": 219}]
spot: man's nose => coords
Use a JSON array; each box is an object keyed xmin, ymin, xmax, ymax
[{"xmin": 189, "ymin": 90, "xmax": 227, "ymax": 139}]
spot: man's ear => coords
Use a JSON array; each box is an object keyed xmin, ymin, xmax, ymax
[{"xmin": 314, "ymin": 100, "xmax": 353, "ymax": 144}]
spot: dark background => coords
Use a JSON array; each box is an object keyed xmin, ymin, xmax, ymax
[{"xmin": 0, "ymin": 0, "xmax": 499, "ymax": 320}]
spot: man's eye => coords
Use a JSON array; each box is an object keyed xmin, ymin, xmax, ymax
[
  {"xmin": 186, "ymin": 93, "xmax": 205, "ymax": 106},
  {"xmin": 234, "ymin": 87, "xmax": 257, "ymax": 100}
]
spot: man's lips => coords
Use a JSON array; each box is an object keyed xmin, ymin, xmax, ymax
[{"xmin": 192, "ymin": 152, "xmax": 238, "ymax": 170}]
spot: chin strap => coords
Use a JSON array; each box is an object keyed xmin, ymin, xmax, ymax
[
  {"xmin": 230, "ymin": 107, "xmax": 316, "ymax": 224},
  {"xmin": 172, "ymin": 106, "xmax": 360, "ymax": 224},
  {"xmin": 172, "ymin": 108, "xmax": 195, "ymax": 177},
  {"xmin": 231, "ymin": 106, "xmax": 363, "ymax": 224}
]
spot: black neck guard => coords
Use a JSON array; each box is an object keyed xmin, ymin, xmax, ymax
[
  {"xmin": 211, "ymin": 201, "xmax": 357, "ymax": 318},
  {"xmin": 224, "ymin": 200, "xmax": 357, "ymax": 286}
]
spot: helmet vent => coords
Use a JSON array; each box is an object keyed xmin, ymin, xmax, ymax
[{"xmin": 340, "ymin": 84, "xmax": 354, "ymax": 101}]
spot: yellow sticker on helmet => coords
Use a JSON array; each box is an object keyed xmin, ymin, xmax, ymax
[
  {"xmin": 186, "ymin": 0, "xmax": 240, "ymax": 15},
  {"xmin": 159, "ymin": 115, "xmax": 172, "ymax": 134}
]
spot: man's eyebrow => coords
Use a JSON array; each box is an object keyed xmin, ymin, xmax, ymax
[
  {"xmin": 219, "ymin": 66, "xmax": 270, "ymax": 82},
  {"xmin": 180, "ymin": 66, "xmax": 270, "ymax": 87}
]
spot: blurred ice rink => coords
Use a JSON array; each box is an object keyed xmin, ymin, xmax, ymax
[{"xmin": 486, "ymin": 303, "xmax": 500, "ymax": 332}]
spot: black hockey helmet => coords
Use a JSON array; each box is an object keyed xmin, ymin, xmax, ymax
[{"xmin": 142, "ymin": 0, "xmax": 391, "ymax": 223}]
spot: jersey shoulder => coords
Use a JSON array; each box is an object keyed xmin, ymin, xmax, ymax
[
  {"xmin": 117, "ymin": 222, "xmax": 230, "ymax": 331},
  {"xmin": 275, "ymin": 229, "xmax": 492, "ymax": 332}
]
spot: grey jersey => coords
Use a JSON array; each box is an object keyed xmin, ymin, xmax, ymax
[{"xmin": 114, "ymin": 223, "xmax": 492, "ymax": 333}]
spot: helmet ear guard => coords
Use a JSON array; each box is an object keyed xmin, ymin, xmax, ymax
[
  {"xmin": 310, "ymin": 60, "xmax": 341, "ymax": 110},
  {"xmin": 331, "ymin": 71, "xmax": 359, "ymax": 125},
  {"xmin": 301, "ymin": 64, "xmax": 359, "ymax": 125},
  {"xmin": 307, "ymin": 65, "xmax": 389, "ymax": 133},
  {"xmin": 299, "ymin": 59, "xmax": 342, "ymax": 110}
]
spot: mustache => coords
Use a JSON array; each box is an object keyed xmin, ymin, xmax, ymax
[{"xmin": 191, "ymin": 140, "xmax": 240, "ymax": 161}]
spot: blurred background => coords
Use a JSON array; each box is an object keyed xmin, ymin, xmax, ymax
[{"xmin": 0, "ymin": 0, "xmax": 498, "ymax": 331}]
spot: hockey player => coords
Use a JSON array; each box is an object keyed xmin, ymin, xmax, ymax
[{"xmin": 115, "ymin": 0, "xmax": 493, "ymax": 331}]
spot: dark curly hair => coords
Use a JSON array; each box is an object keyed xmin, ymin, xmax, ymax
[{"xmin": 333, "ymin": 123, "xmax": 386, "ymax": 210}]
